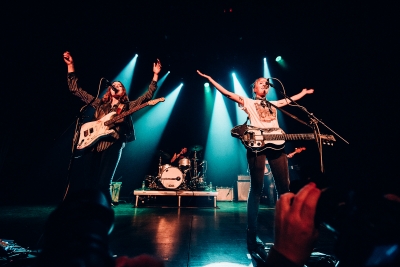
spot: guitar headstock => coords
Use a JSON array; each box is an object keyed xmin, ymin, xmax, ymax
[
  {"xmin": 148, "ymin": 97, "xmax": 165, "ymax": 106},
  {"xmin": 321, "ymin": 134, "xmax": 336, "ymax": 146}
]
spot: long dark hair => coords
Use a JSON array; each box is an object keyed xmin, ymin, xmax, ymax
[{"xmin": 102, "ymin": 81, "xmax": 129, "ymax": 103}]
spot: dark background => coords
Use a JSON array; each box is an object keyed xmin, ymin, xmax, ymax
[{"xmin": 1, "ymin": 1, "xmax": 398, "ymax": 204}]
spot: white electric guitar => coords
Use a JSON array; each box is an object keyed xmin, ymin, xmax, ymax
[
  {"xmin": 76, "ymin": 97, "xmax": 165, "ymax": 150},
  {"xmin": 231, "ymin": 125, "xmax": 335, "ymax": 151}
]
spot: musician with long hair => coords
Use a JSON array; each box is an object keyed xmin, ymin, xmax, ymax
[
  {"xmin": 63, "ymin": 51, "xmax": 162, "ymax": 204},
  {"xmin": 197, "ymin": 70, "xmax": 313, "ymax": 263}
]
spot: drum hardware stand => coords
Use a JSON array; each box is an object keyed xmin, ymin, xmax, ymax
[
  {"xmin": 192, "ymin": 151, "xmax": 199, "ymax": 178},
  {"xmin": 157, "ymin": 156, "xmax": 162, "ymax": 178},
  {"xmin": 190, "ymin": 151, "xmax": 201, "ymax": 190}
]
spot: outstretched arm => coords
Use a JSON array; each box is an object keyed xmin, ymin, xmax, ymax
[
  {"xmin": 275, "ymin": 88, "xmax": 314, "ymax": 107},
  {"xmin": 197, "ymin": 70, "xmax": 244, "ymax": 105}
]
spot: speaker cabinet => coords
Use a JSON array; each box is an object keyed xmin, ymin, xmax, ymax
[
  {"xmin": 237, "ymin": 181, "xmax": 250, "ymax": 201},
  {"xmin": 216, "ymin": 187, "xmax": 234, "ymax": 201},
  {"xmin": 238, "ymin": 175, "xmax": 250, "ymax": 180}
]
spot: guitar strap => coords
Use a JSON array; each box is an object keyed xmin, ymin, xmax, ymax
[
  {"xmin": 243, "ymin": 116, "xmax": 249, "ymax": 125},
  {"xmin": 116, "ymin": 103, "xmax": 125, "ymax": 115}
]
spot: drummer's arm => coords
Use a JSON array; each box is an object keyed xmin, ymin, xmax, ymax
[{"xmin": 171, "ymin": 153, "xmax": 178, "ymax": 163}]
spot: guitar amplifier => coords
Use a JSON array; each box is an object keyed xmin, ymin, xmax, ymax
[
  {"xmin": 216, "ymin": 187, "xmax": 234, "ymax": 201},
  {"xmin": 238, "ymin": 175, "xmax": 250, "ymax": 181},
  {"xmin": 237, "ymin": 181, "xmax": 250, "ymax": 201}
]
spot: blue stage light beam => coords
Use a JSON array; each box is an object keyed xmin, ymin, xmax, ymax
[
  {"xmin": 263, "ymin": 57, "xmax": 277, "ymax": 101},
  {"xmin": 119, "ymin": 84, "xmax": 183, "ymax": 184},
  {"xmin": 112, "ymin": 54, "xmax": 138, "ymax": 94},
  {"xmin": 205, "ymin": 90, "xmax": 243, "ymax": 187},
  {"xmin": 232, "ymin": 73, "xmax": 250, "ymax": 124},
  {"xmin": 153, "ymin": 71, "xmax": 170, "ymax": 98},
  {"xmin": 231, "ymin": 73, "xmax": 251, "ymax": 174},
  {"xmin": 264, "ymin": 58, "xmax": 286, "ymax": 130}
]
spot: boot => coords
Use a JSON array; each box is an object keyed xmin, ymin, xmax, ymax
[{"xmin": 247, "ymin": 229, "xmax": 268, "ymax": 263}]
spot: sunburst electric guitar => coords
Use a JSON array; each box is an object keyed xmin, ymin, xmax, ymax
[
  {"xmin": 76, "ymin": 97, "xmax": 165, "ymax": 150},
  {"xmin": 231, "ymin": 125, "xmax": 335, "ymax": 151}
]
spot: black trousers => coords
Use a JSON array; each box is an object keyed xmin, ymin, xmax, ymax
[
  {"xmin": 70, "ymin": 141, "xmax": 124, "ymax": 205},
  {"xmin": 246, "ymin": 148, "xmax": 289, "ymax": 231}
]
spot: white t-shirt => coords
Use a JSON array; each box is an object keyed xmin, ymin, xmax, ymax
[{"xmin": 240, "ymin": 97, "xmax": 280, "ymax": 129}]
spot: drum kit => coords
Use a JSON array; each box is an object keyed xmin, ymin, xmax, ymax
[{"xmin": 146, "ymin": 145, "xmax": 208, "ymax": 190}]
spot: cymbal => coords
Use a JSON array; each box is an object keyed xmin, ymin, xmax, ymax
[
  {"xmin": 158, "ymin": 150, "xmax": 170, "ymax": 159},
  {"xmin": 191, "ymin": 145, "xmax": 203, "ymax": 152}
]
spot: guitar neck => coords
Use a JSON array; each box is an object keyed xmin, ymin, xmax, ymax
[
  {"xmin": 262, "ymin": 133, "xmax": 317, "ymax": 141},
  {"xmin": 104, "ymin": 102, "xmax": 149, "ymax": 126}
]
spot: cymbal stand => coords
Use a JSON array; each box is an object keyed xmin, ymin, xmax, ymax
[
  {"xmin": 202, "ymin": 160, "xmax": 207, "ymax": 180},
  {"xmin": 192, "ymin": 151, "xmax": 198, "ymax": 178},
  {"xmin": 157, "ymin": 156, "xmax": 162, "ymax": 177}
]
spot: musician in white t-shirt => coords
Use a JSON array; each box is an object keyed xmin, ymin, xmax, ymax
[{"xmin": 197, "ymin": 70, "xmax": 313, "ymax": 263}]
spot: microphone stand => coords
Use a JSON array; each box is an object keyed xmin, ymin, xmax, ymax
[
  {"xmin": 63, "ymin": 101, "xmax": 94, "ymax": 201},
  {"xmin": 63, "ymin": 77, "xmax": 108, "ymax": 201},
  {"xmin": 264, "ymin": 93, "xmax": 349, "ymax": 173}
]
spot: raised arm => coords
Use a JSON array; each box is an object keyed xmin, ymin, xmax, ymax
[
  {"xmin": 152, "ymin": 59, "xmax": 161, "ymax": 82},
  {"xmin": 197, "ymin": 70, "xmax": 243, "ymax": 105},
  {"xmin": 63, "ymin": 51, "xmax": 98, "ymax": 107},
  {"xmin": 129, "ymin": 59, "xmax": 162, "ymax": 109},
  {"xmin": 275, "ymin": 88, "xmax": 314, "ymax": 107},
  {"xmin": 63, "ymin": 51, "xmax": 75, "ymax": 73}
]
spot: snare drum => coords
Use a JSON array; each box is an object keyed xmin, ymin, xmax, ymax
[
  {"xmin": 178, "ymin": 158, "xmax": 191, "ymax": 170},
  {"xmin": 160, "ymin": 166, "xmax": 183, "ymax": 189}
]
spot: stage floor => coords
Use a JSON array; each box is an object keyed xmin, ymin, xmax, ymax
[{"xmin": 0, "ymin": 201, "xmax": 336, "ymax": 267}]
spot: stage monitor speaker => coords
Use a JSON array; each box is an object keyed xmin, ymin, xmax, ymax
[
  {"xmin": 216, "ymin": 187, "xmax": 234, "ymax": 201},
  {"xmin": 237, "ymin": 181, "xmax": 250, "ymax": 201}
]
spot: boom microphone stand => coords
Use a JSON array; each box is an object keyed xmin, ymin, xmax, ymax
[{"xmin": 264, "ymin": 79, "xmax": 349, "ymax": 173}]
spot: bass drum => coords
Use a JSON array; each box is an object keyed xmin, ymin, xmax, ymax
[{"xmin": 160, "ymin": 166, "xmax": 183, "ymax": 189}]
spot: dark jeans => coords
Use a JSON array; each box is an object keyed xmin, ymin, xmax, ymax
[
  {"xmin": 70, "ymin": 141, "xmax": 124, "ymax": 205},
  {"xmin": 247, "ymin": 148, "xmax": 289, "ymax": 232}
]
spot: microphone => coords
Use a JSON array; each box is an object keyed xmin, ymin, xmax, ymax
[
  {"xmin": 104, "ymin": 79, "xmax": 118, "ymax": 93},
  {"xmin": 266, "ymin": 78, "xmax": 274, "ymax": 88}
]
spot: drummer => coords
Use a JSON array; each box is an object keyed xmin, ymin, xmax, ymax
[{"xmin": 170, "ymin": 147, "xmax": 188, "ymax": 166}]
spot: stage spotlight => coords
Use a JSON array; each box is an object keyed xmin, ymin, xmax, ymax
[
  {"xmin": 232, "ymin": 73, "xmax": 236, "ymax": 77},
  {"xmin": 204, "ymin": 82, "xmax": 211, "ymax": 93},
  {"xmin": 168, "ymin": 71, "xmax": 170, "ymax": 73},
  {"xmin": 276, "ymin": 56, "xmax": 282, "ymax": 62}
]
